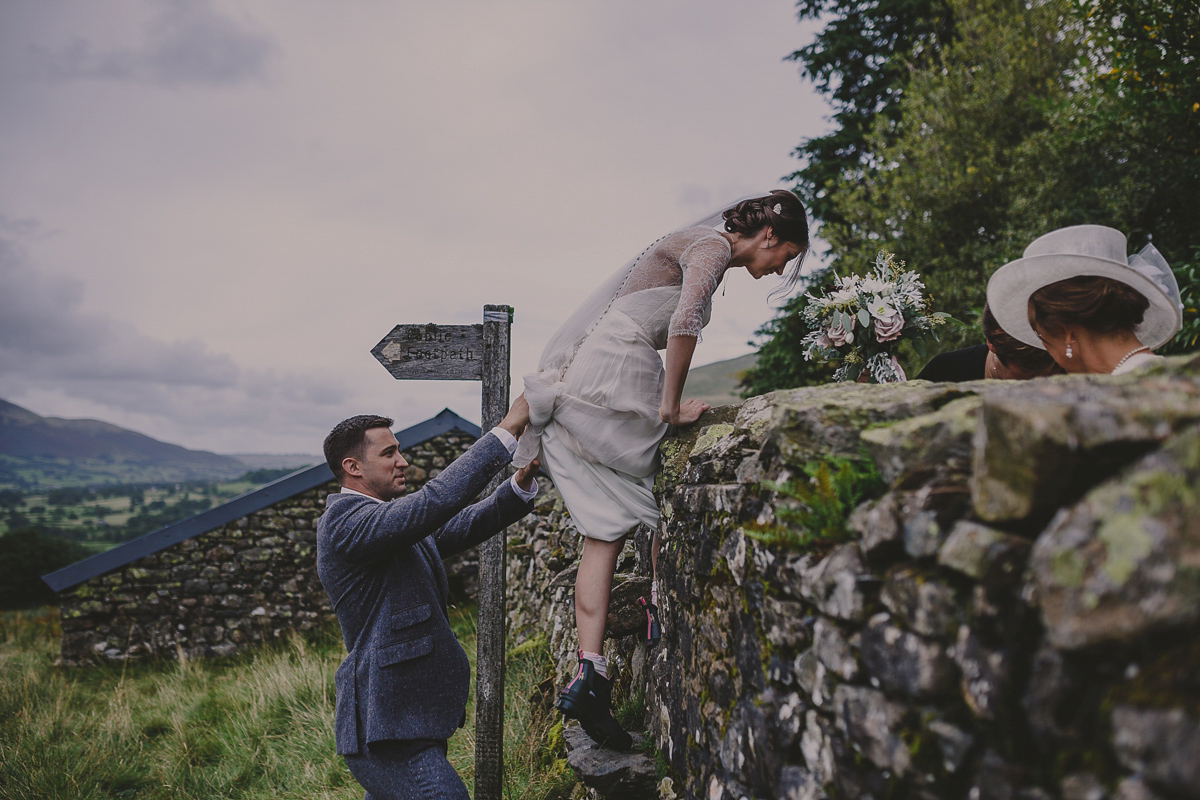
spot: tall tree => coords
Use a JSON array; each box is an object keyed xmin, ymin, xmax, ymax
[
  {"xmin": 746, "ymin": 0, "xmax": 1199, "ymax": 394},
  {"xmin": 786, "ymin": 0, "xmax": 957, "ymax": 227},
  {"xmin": 745, "ymin": 0, "xmax": 958, "ymax": 396},
  {"xmin": 1039, "ymin": 0, "xmax": 1200, "ymax": 354},
  {"xmin": 1008, "ymin": 0, "xmax": 1200, "ymax": 264},
  {"xmin": 822, "ymin": 0, "xmax": 1082, "ymax": 338}
]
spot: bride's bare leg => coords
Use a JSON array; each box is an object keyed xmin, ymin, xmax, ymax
[
  {"xmin": 645, "ymin": 528, "xmax": 662, "ymax": 642},
  {"xmin": 575, "ymin": 534, "xmax": 627, "ymax": 654},
  {"xmin": 561, "ymin": 533, "xmax": 635, "ymax": 750}
]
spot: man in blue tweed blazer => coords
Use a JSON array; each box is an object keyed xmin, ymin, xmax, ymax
[{"xmin": 316, "ymin": 398, "xmax": 538, "ymax": 799}]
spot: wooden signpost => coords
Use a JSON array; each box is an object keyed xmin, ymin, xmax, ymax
[{"xmin": 372, "ymin": 304, "xmax": 513, "ymax": 800}]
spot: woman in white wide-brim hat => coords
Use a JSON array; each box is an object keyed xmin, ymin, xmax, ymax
[{"xmin": 986, "ymin": 225, "xmax": 1183, "ymax": 375}]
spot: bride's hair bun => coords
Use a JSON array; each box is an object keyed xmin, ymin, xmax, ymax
[{"xmin": 723, "ymin": 190, "xmax": 810, "ymax": 252}]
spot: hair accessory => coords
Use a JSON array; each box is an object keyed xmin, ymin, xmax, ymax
[
  {"xmin": 1065, "ymin": 343, "xmax": 1072, "ymax": 359},
  {"xmin": 772, "ymin": 203, "xmax": 782, "ymax": 214},
  {"xmin": 985, "ymin": 225, "xmax": 1183, "ymax": 350}
]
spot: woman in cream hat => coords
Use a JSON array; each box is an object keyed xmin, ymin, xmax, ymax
[{"xmin": 986, "ymin": 225, "xmax": 1183, "ymax": 374}]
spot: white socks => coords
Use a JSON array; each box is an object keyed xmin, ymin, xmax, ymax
[
  {"xmin": 650, "ymin": 582, "xmax": 659, "ymax": 608},
  {"xmin": 581, "ymin": 650, "xmax": 608, "ymax": 679}
]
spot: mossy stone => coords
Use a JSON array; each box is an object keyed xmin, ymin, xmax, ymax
[
  {"xmin": 770, "ymin": 382, "xmax": 965, "ymax": 468},
  {"xmin": 1030, "ymin": 422, "xmax": 1200, "ymax": 649},
  {"xmin": 860, "ymin": 395, "xmax": 981, "ymax": 486}
]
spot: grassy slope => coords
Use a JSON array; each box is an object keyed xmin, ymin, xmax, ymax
[
  {"xmin": 0, "ymin": 607, "xmax": 574, "ymax": 800},
  {"xmin": 682, "ymin": 352, "xmax": 758, "ymax": 407}
]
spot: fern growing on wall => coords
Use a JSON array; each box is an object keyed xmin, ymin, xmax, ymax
[{"xmin": 746, "ymin": 456, "xmax": 885, "ymax": 549}]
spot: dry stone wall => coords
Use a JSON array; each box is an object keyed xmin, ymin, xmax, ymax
[
  {"xmin": 505, "ymin": 358, "xmax": 1200, "ymax": 800},
  {"xmin": 60, "ymin": 484, "xmax": 334, "ymax": 665},
  {"xmin": 58, "ymin": 431, "xmax": 477, "ymax": 665}
]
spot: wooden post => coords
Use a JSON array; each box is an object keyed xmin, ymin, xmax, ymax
[
  {"xmin": 371, "ymin": 305, "xmax": 513, "ymax": 800},
  {"xmin": 475, "ymin": 304, "xmax": 512, "ymax": 800}
]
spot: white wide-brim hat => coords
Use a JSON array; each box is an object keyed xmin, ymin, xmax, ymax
[{"xmin": 986, "ymin": 224, "xmax": 1183, "ymax": 350}]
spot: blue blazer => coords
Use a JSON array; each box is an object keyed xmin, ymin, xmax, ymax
[{"xmin": 316, "ymin": 433, "xmax": 533, "ymax": 754}]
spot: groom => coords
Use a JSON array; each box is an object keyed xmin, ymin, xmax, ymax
[{"xmin": 316, "ymin": 396, "xmax": 538, "ymax": 799}]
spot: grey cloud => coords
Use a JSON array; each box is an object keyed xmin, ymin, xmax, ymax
[
  {"xmin": 0, "ymin": 222, "xmax": 347, "ymax": 398},
  {"xmin": 0, "ymin": 215, "xmax": 47, "ymax": 239},
  {"xmin": 46, "ymin": 377, "xmax": 340, "ymax": 433},
  {"xmin": 27, "ymin": 0, "xmax": 271, "ymax": 87},
  {"xmin": 0, "ymin": 233, "xmax": 237, "ymax": 386}
]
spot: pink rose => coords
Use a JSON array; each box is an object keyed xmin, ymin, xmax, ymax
[
  {"xmin": 873, "ymin": 312, "xmax": 904, "ymax": 342},
  {"xmin": 826, "ymin": 323, "xmax": 854, "ymax": 347}
]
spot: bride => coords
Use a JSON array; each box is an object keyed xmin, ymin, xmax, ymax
[{"xmin": 514, "ymin": 191, "xmax": 810, "ymax": 750}]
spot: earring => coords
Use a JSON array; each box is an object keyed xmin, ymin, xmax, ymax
[{"xmin": 1066, "ymin": 343, "xmax": 1073, "ymax": 359}]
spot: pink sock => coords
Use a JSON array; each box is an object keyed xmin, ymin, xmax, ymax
[{"xmin": 581, "ymin": 650, "xmax": 608, "ymax": 679}]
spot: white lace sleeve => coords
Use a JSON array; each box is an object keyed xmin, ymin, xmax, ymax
[{"xmin": 667, "ymin": 234, "xmax": 731, "ymax": 339}]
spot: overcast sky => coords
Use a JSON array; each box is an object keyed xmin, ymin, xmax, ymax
[{"xmin": 0, "ymin": 0, "xmax": 830, "ymax": 456}]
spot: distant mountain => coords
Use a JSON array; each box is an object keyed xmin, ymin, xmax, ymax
[
  {"xmin": 227, "ymin": 453, "xmax": 320, "ymax": 471},
  {"xmin": 0, "ymin": 398, "xmax": 249, "ymax": 489},
  {"xmin": 683, "ymin": 353, "xmax": 757, "ymax": 407}
]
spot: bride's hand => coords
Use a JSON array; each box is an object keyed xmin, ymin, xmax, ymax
[{"xmin": 660, "ymin": 398, "xmax": 710, "ymax": 426}]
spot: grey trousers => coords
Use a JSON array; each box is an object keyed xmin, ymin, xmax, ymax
[{"xmin": 343, "ymin": 739, "xmax": 470, "ymax": 800}]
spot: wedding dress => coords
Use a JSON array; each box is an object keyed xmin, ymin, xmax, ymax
[{"xmin": 516, "ymin": 223, "xmax": 734, "ymax": 542}]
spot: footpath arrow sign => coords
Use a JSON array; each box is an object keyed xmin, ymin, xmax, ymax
[
  {"xmin": 371, "ymin": 323, "xmax": 485, "ymax": 381},
  {"xmin": 372, "ymin": 304, "xmax": 513, "ymax": 800}
]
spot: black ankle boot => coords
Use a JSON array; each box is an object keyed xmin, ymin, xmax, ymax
[
  {"xmin": 638, "ymin": 597, "xmax": 661, "ymax": 646},
  {"xmin": 556, "ymin": 656, "xmax": 633, "ymax": 752}
]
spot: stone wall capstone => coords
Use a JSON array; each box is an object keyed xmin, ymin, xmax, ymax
[
  {"xmin": 505, "ymin": 357, "xmax": 1200, "ymax": 800},
  {"xmin": 58, "ymin": 431, "xmax": 477, "ymax": 665}
]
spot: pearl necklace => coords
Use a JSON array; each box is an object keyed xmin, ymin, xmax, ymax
[{"xmin": 1111, "ymin": 345, "xmax": 1150, "ymax": 373}]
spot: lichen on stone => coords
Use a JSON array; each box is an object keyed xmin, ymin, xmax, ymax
[
  {"xmin": 1051, "ymin": 549, "xmax": 1088, "ymax": 589},
  {"xmin": 693, "ymin": 423, "xmax": 735, "ymax": 457},
  {"xmin": 1127, "ymin": 467, "xmax": 1196, "ymax": 517},
  {"xmin": 1096, "ymin": 513, "xmax": 1154, "ymax": 586}
]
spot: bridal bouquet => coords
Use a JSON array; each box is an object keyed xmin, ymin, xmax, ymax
[{"xmin": 799, "ymin": 251, "xmax": 950, "ymax": 383}]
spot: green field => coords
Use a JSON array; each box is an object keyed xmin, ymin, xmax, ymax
[
  {"xmin": 0, "ymin": 454, "xmax": 253, "ymax": 493},
  {"xmin": 0, "ymin": 473, "xmax": 289, "ymax": 553},
  {"xmin": 0, "ymin": 606, "xmax": 575, "ymax": 799}
]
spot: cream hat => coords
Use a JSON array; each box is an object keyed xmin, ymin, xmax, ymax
[{"xmin": 986, "ymin": 225, "xmax": 1182, "ymax": 349}]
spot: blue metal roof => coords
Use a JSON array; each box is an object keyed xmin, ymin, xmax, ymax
[{"xmin": 42, "ymin": 408, "xmax": 481, "ymax": 592}]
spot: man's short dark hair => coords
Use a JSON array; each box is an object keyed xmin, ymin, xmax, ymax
[{"xmin": 324, "ymin": 415, "xmax": 394, "ymax": 482}]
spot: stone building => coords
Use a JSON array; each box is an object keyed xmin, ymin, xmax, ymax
[{"xmin": 43, "ymin": 409, "xmax": 481, "ymax": 666}]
